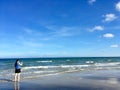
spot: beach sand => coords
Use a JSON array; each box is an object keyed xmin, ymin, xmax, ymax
[{"xmin": 0, "ymin": 70, "xmax": 120, "ymax": 90}]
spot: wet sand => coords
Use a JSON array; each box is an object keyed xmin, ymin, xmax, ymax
[{"xmin": 1, "ymin": 70, "xmax": 120, "ymax": 90}]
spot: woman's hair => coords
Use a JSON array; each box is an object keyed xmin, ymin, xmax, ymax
[{"xmin": 14, "ymin": 59, "xmax": 19, "ymax": 67}]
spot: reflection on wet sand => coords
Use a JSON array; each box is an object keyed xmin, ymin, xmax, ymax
[
  {"xmin": 14, "ymin": 81, "xmax": 20, "ymax": 90},
  {"xmin": 107, "ymin": 77, "xmax": 119, "ymax": 84}
]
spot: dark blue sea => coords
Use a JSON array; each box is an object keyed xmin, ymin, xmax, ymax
[{"xmin": 1, "ymin": 57, "xmax": 120, "ymax": 80}]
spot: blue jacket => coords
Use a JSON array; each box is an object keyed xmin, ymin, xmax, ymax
[{"xmin": 15, "ymin": 62, "xmax": 21, "ymax": 69}]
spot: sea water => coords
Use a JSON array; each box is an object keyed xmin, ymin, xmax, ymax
[{"xmin": 0, "ymin": 57, "xmax": 120, "ymax": 80}]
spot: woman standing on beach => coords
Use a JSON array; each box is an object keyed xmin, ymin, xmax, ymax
[{"xmin": 14, "ymin": 59, "xmax": 22, "ymax": 82}]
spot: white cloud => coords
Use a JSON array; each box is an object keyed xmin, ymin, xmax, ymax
[
  {"xmin": 56, "ymin": 27, "xmax": 79, "ymax": 36},
  {"xmin": 110, "ymin": 44, "xmax": 119, "ymax": 48},
  {"xmin": 18, "ymin": 36, "xmax": 44, "ymax": 48},
  {"xmin": 88, "ymin": 0, "xmax": 96, "ymax": 5},
  {"xmin": 23, "ymin": 28, "xmax": 42, "ymax": 36},
  {"xmin": 46, "ymin": 25, "xmax": 81, "ymax": 37},
  {"xmin": 89, "ymin": 25, "xmax": 104, "ymax": 32},
  {"xmin": 116, "ymin": 1, "xmax": 120, "ymax": 12},
  {"xmin": 24, "ymin": 28, "xmax": 34, "ymax": 34},
  {"xmin": 23, "ymin": 41, "xmax": 43, "ymax": 47},
  {"xmin": 24, "ymin": 28, "xmax": 35, "ymax": 34},
  {"xmin": 103, "ymin": 33, "xmax": 114, "ymax": 38},
  {"xmin": 103, "ymin": 13, "xmax": 117, "ymax": 22}
]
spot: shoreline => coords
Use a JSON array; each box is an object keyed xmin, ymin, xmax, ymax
[{"xmin": 1, "ymin": 70, "xmax": 120, "ymax": 90}]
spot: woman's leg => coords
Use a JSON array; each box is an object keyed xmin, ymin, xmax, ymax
[
  {"xmin": 18, "ymin": 73, "xmax": 20, "ymax": 82},
  {"xmin": 14, "ymin": 73, "xmax": 17, "ymax": 81}
]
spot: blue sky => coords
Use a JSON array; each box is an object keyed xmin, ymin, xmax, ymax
[{"xmin": 0, "ymin": 0, "xmax": 120, "ymax": 58}]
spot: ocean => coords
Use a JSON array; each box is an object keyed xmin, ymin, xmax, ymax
[{"xmin": 1, "ymin": 57, "xmax": 120, "ymax": 80}]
